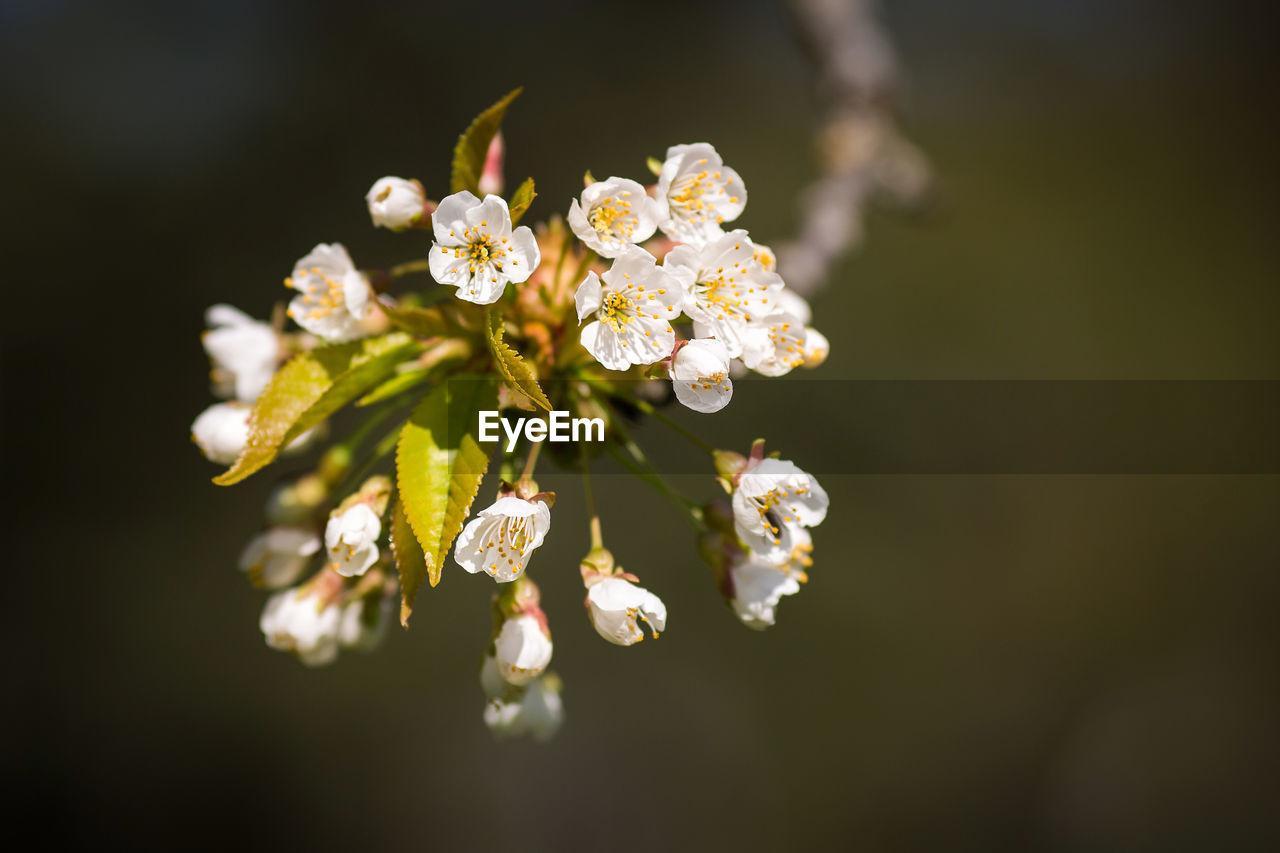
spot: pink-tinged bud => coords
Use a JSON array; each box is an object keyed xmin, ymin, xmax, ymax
[{"xmin": 478, "ymin": 132, "xmax": 505, "ymax": 196}]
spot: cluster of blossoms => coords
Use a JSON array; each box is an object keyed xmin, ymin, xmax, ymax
[{"xmin": 190, "ymin": 91, "xmax": 830, "ymax": 740}]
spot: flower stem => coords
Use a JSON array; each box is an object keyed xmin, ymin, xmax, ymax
[
  {"xmin": 630, "ymin": 397, "xmax": 715, "ymax": 455},
  {"xmin": 521, "ymin": 435, "xmax": 543, "ymax": 480},
  {"xmin": 580, "ymin": 440, "xmax": 602, "ymax": 549},
  {"xmin": 605, "ymin": 417, "xmax": 705, "ymax": 532}
]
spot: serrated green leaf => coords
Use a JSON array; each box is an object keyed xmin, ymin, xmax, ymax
[
  {"xmin": 451, "ymin": 87, "xmax": 522, "ymax": 195},
  {"xmin": 508, "ymin": 177, "xmax": 536, "ymax": 225},
  {"xmin": 395, "ymin": 377, "xmax": 497, "ymax": 599},
  {"xmin": 485, "ymin": 309, "xmax": 552, "ymax": 411},
  {"xmin": 389, "ymin": 496, "xmax": 429, "ymax": 627},
  {"xmin": 214, "ymin": 333, "xmax": 422, "ymax": 486}
]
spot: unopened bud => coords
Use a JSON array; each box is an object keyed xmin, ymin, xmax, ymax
[{"xmin": 478, "ymin": 133, "xmax": 505, "ymax": 196}]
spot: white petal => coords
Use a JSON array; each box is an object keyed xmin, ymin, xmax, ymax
[
  {"xmin": 580, "ymin": 322, "xmax": 630, "ymax": 372},
  {"xmin": 504, "ymin": 225, "xmax": 540, "ymax": 284},
  {"xmin": 432, "ymin": 190, "xmax": 481, "ymax": 244},
  {"xmin": 575, "ymin": 271, "xmax": 603, "ymax": 320}
]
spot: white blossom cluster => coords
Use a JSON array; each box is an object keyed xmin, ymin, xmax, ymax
[
  {"xmin": 188, "ymin": 115, "xmax": 837, "ymax": 742},
  {"xmin": 568, "ymin": 143, "xmax": 829, "ymax": 414}
]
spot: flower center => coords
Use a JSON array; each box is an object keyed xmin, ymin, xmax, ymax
[
  {"xmin": 695, "ymin": 371, "xmax": 728, "ymax": 391},
  {"xmin": 668, "ymin": 160, "xmax": 737, "ymax": 225},
  {"xmin": 478, "ymin": 515, "xmax": 534, "ymax": 576},
  {"xmin": 469, "ymin": 235, "xmax": 497, "ymax": 266},
  {"xmin": 288, "ymin": 266, "xmax": 347, "ymax": 322},
  {"xmin": 599, "ymin": 290, "xmax": 635, "ymax": 332},
  {"xmin": 588, "ymin": 199, "xmax": 634, "ymax": 240}
]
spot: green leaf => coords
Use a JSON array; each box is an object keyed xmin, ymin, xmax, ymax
[
  {"xmin": 214, "ymin": 333, "xmax": 422, "ymax": 486},
  {"xmin": 508, "ymin": 177, "xmax": 536, "ymax": 225},
  {"xmin": 389, "ymin": 496, "xmax": 429, "ymax": 627},
  {"xmin": 395, "ymin": 376, "xmax": 497, "ymax": 598},
  {"xmin": 451, "ymin": 87, "xmax": 522, "ymax": 195},
  {"xmin": 356, "ymin": 367, "xmax": 432, "ymax": 407},
  {"xmin": 485, "ymin": 309, "xmax": 552, "ymax": 411}
]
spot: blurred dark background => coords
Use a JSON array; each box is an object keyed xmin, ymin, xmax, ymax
[{"xmin": 4, "ymin": 0, "xmax": 1279, "ymax": 849}]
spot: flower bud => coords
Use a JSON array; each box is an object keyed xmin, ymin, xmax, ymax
[
  {"xmin": 365, "ymin": 176, "xmax": 426, "ymax": 231},
  {"xmin": 324, "ymin": 504, "xmax": 382, "ymax": 578},
  {"xmin": 671, "ymin": 338, "xmax": 733, "ymax": 413},
  {"xmin": 586, "ymin": 576, "xmax": 667, "ymax": 645},
  {"xmin": 494, "ymin": 613, "xmax": 553, "ymax": 686},
  {"xmin": 239, "ymin": 526, "xmax": 321, "ymax": 589},
  {"xmin": 477, "ymin": 133, "xmax": 504, "ymax": 196},
  {"xmin": 483, "ymin": 673, "xmax": 564, "ymax": 741},
  {"xmin": 191, "ymin": 401, "xmax": 250, "ymax": 465},
  {"xmin": 260, "ymin": 585, "xmax": 342, "ymax": 666}
]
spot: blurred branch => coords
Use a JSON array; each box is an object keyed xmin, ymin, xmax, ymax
[{"xmin": 780, "ymin": 0, "xmax": 933, "ymax": 296}]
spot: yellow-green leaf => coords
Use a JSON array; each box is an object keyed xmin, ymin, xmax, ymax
[
  {"xmin": 214, "ymin": 333, "xmax": 421, "ymax": 486},
  {"xmin": 485, "ymin": 309, "xmax": 552, "ymax": 411},
  {"xmin": 395, "ymin": 376, "xmax": 497, "ymax": 598},
  {"xmin": 508, "ymin": 177, "xmax": 536, "ymax": 225},
  {"xmin": 646, "ymin": 156, "xmax": 663, "ymax": 176},
  {"xmin": 451, "ymin": 87, "xmax": 522, "ymax": 195},
  {"xmin": 389, "ymin": 496, "xmax": 428, "ymax": 627}
]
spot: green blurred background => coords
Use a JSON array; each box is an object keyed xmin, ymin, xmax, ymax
[{"xmin": 4, "ymin": 0, "xmax": 1278, "ymax": 848}]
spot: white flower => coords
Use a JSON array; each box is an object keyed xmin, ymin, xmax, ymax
[
  {"xmin": 483, "ymin": 675, "xmax": 564, "ymax": 741},
  {"xmin": 338, "ymin": 596, "xmax": 392, "ymax": 652},
  {"xmin": 239, "ymin": 526, "xmax": 321, "ymax": 589},
  {"xmin": 671, "ymin": 339, "xmax": 733, "ymax": 413},
  {"xmin": 202, "ymin": 304, "xmax": 278, "ymax": 403},
  {"xmin": 494, "ymin": 614, "xmax": 553, "ymax": 686},
  {"xmin": 568, "ymin": 177, "xmax": 659, "ymax": 257},
  {"xmin": 775, "ymin": 288, "xmax": 812, "ymax": 325},
  {"xmin": 664, "ymin": 230, "xmax": 783, "ymax": 358},
  {"xmin": 732, "ymin": 457, "xmax": 829, "ymax": 565},
  {"xmin": 729, "ymin": 529, "xmax": 811, "ymax": 630},
  {"xmin": 586, "ymin": 577, "xmax": 667, "ymax": 646},
  {"xmin": 454, "ymin": 496, "xmax": 552, "ymax": 583},
  {"xmin": 286, "ymin": 243, "xmax": 371, "ymax": 341},
  {"xmin": 365, "ymin": 176, "xmax": 425, "ymax": 231},
  {"xmin": 260, "ymin": 587, "xmax": 342, "ymax": 667},
  {"xmin": 740, "ymin": 312, "xmax": 807, "ymax": 377},
  {"xmin": 191, "ymin": 401, "xmax": 250, "ymax": 465},
  {"xmin": 429, "ymin": 191, "xmax": 540, "ymax": 304},
  {"xmin": 654, "ymin": 143, "xmax": 746, "ymax": 246},
  {"xmin": 324, "ymin": 504, "xmax": 381, "ymax": 578},
  {"xmin": 802, "ymin": 327, "xmax": 829, "ymax": 367},
  {"xmin": 575, "ymin": 246, "xmax": 683, "ymax": 371}
]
